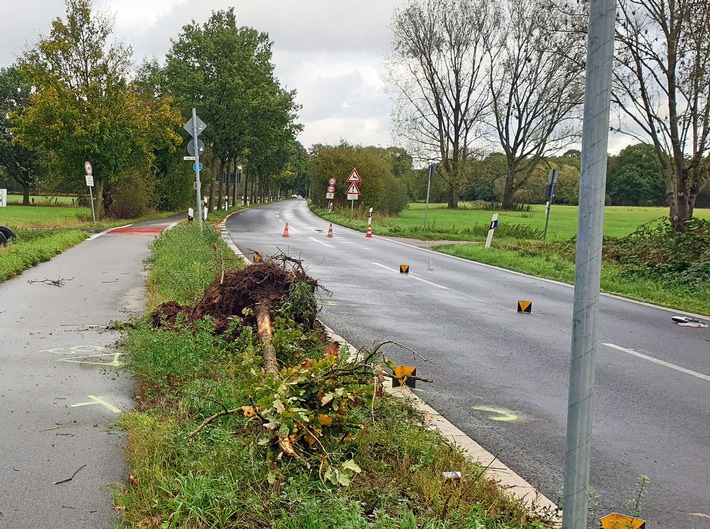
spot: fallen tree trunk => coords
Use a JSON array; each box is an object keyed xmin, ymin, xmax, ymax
[{"xmin": 256, "ymin": 302, "xmax": 279, "ymax": 376}]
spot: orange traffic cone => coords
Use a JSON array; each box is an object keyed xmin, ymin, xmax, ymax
[
  {"xmin": 215, "ymin": 221, "xmax": 220, "ymax": 233},
  {"xmin": 327, "ymin": 223, "xmax": 333, "ymax": 238},
  {"xmin": 282, "ymin": 222, "xmax": 290, "ymax": 237},
  {"xmin": 365, "ymin": 225, "xmax": 372, "ymax": 238}
]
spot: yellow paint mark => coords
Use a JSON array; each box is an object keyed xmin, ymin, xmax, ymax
[
  {"xmin": 472, "ymin": 405, "xmax": 518, "ymax": 422},
  {"xmin": 71, "ymin": 395, "xmax": 122, "ymax": 414},
  {"xmin": 400, "ymin": 264, "xmax": 410, "ymax": 274},
  {"xmin": 59, "ymin": 352, "xmax": 123, "ymax": 367},
  {"xmin": 517, "ymin": 300, "xmax": 532, "ymax": 313}
]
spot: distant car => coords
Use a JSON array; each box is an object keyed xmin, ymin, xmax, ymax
[{"xmin": 291, "ymin": 194, "xmax": 303, "ymax": 199}]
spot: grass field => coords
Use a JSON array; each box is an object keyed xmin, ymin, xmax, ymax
[
  {"xmin": 0, "ymin": 204, "xmax": 93, "ymax": 228},
  {"xmin": 5, "ymin": 194, "xmax": 79, "ymax": 206},
  {"xmin": 385, "ymin": 203, "xmax": 710, "ymax": 241}
]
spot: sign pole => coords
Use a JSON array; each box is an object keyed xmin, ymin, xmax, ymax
[
  {"xmin": 88, "ymin": 186, "xmax": 96, "ymax": 224},
  {"xmin": 192, "ymin": 108, "xmax": 203, "ymax": 232},
  {"xmin": 84, "ymin": 161, "xmax": 96, "ymax": 224}
]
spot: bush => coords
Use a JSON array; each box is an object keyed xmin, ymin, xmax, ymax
[{"xmin": 377, "ymin": 175, "xmax": 409, "ymax": 215}]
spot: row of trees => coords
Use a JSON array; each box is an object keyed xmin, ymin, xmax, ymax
[
  {"xmin": 0, "ymin": 0, "xmax": 306, "ymax": 218},
  {"xmin": 389, "ymin": 0, "xmax": 710, "ymax": 232}
]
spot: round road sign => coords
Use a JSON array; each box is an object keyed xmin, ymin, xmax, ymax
[
  {"xmin": 327, "ymin": 185, "xmax": 335, "ymax": 193},
  {"xmin": 328, "ymin": 178, "xmax": 336, "ymax": 185},
  {"xmin": 84, "ymin": 161, "xmax": 93, "ymax": 176}
]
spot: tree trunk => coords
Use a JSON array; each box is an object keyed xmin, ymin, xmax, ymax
[
  {"xmin": 256, "ymin": 303, "xmax": 279, "ymax": 377},
  {"xmin": 502, "ymin": 172, "xmax": 516, "ymax": 210},
  {"xmin": 96, "ymin": 180, "xmax": 104, "ymax": 220},
  {"xmin": 243, "ymin": 170, "xmax": 249, "ymax": 205},
  {"xmin": 208, "ymin": 157, "xmax": 218, "ymax": 212},
  {"xmin": 225, "ymin": 159, "xmax": 231, "ymax": 209},
  {"xmin": 22, "ymin": 184, "xmax": 30, "ymax": 206},
  {"xmin": 217, "ymin": 158, "xmax": 225, "ymax": 211},
  {"xmin": 447, "ymin": 184, "xmax": 458, "ymax": 209}
]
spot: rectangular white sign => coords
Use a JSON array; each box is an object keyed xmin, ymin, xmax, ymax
[{"xmin": 85, "ymin": 174, "xmax": 94, "ymax": 187}]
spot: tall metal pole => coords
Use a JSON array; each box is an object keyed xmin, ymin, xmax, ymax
[
  {"xmin": 192, "ymin": 108, "xmax": 203, "ymax": 232},
  {"xmin": 562, "ymin": 1, "xmax": 615, "ymax": 528},
  {"xmin": 424, "ymin": 163, "xmax": 434, "ymax": 229}
]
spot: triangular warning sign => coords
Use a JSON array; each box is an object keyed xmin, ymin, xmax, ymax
[
  {"xmin": 347, "ymin": 182, "xmax": 361, "ymax": 195},
  {"xmin": 517, "ymin": 300, "xmax": 532, "ymax": 313},
  {"xmin": 347, "ymin": 168, "xmax": 362, "ymax": 182}
]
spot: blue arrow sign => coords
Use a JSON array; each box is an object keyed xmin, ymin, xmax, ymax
[{"xmin": 193, "ymin": 163, "xmax": 203, "ymax": 171}]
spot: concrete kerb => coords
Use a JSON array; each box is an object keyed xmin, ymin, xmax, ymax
[{"xmin": 218, "ymin": 213, "xmax": 561, "ymax": 522}]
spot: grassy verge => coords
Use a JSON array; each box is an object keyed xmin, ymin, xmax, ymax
[
  {"xmin": 114, "ymin": 224, "xmax": 556, "ymax": 528},
  {"xmin": 439, "ymin": 241, "xmax": 709, "ymax": 316},
  {"xmin": 0, "ymin": 229, "xmax": 89, "ymax": 281}
]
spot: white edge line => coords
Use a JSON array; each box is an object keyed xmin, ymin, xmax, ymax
[
  {"xmin": 603, "ymin": 343, "xmax": 710, "ymax": 382},
  {"xmin": 371, "ymin": 261, "xmax": 449, "ymax": 290}
]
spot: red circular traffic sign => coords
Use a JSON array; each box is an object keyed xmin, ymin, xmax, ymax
[
  {"xmin": 84, "ymin": 161, "xmax": 93, "ymax": 176},
  {"xmin": 328, "ymin": 178, "xmax": 336, "ymax": 185},
  {"xmin": 327, "ymin": 185, "xmax": 335, "ymax": 193}
]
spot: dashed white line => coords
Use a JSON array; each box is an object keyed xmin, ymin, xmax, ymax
[
  {"xmin": 371, "ymin": 262, "xmax": 449, "ymax": 290},
  {"xmin": 603, "ymin": 343, "xmax": 710, "ymax": 382},
  {"xmin": 309, "ymin": 237, "xmax": 334, "ymax": 248}
]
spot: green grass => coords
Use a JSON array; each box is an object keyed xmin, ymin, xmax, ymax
[
  {"xmin": 439, "ymin": 242, "xmax": 709, "ymax": 316},
  {"xmin": 0, "ymin": 229, "xmax": 89, "ymax": 281},
  {"xmin": 115, "ymin": 225, "xmax": 556, "ymax": 529},
  {"xmin": 6, "ymin": 194, "xmax": 79, "ymax": 206},
  {"xmin": 318, "ymin": 202, "xmax": 710, "ymax": 242},
  {"xmin": 0, "ymin": 204, "xmax": 93, "ymax": 228}
]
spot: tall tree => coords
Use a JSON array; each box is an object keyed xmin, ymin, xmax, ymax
[
  {"xmin": 606, "ymin": 144, "xmax": 665, "ymax": 206},
  {"xmin": 14, "ymin": 0, "xmax": 180, "ymax": 218},
  {"xmin": 389, "ymin": 0, "xmax": 495, "ymax": 209},
  {"xmin": 0, "ymin": 66, "xmax": 40, "ymax": 205},
  {"xmin": 165, "ymin": 8, "xmax": 300, "ymax": 209},
  {"xmin": 485, "ymin": 0, "xmax": 585, "ymax": 209},
  {"xmin": 613, "ymin": 0, "xmax": 710, "ymax": 231}
]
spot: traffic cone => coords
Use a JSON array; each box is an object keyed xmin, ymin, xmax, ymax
[
  {"xmin": 215, "ymin": 221, "xmax": 220, "ymax": 233},
  {"xmin": 282, "ymin": 222, "xmax": 290, "ymax": 237},
  {"xmin": 365, "ymin": 225, "xmax": 372, "ymax": 238},
  {"xmin": 327, "ymin": 223, "xmax": 333, "ymax": 238}
]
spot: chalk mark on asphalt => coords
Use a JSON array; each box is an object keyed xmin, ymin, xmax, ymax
[
  {"xmin": 71, "ymin": 395, "xmax": 122, "ymax": 413},
  {"xmin": 472, "ymin": 405, "xmax": 518, "ymax": 422}
]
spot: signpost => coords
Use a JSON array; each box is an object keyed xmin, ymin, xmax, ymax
[
  {"xmin": 84, "ymin": 161, "xmax": 96, "ymax": 224},
  {"xmin": 346, "ymin": 168, "xmax": 361, "ymax": 218},
  {"xmin": 184, "ymin": 109, "xmax": 206, "ymax": 231}
]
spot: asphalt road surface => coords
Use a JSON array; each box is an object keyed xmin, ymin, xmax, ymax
[
  {"xmin": 226, "ymin": 199, "xmax": 710, "ymax": 528},
  {"xmin": 0, "ymin": 217, "xmax": 178, "ymax": 528}
]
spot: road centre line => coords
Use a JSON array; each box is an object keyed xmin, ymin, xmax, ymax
[
  {"xmin": 309, "ymin": 237, "xmax": 334, "ymax": 248},
  {"xmin": 371, "ymin": 262, "xmax": 449, "ymax": 290},
  {"xmin": 603, "ymin": 343, "xmax": 710, "ymax": 382}
]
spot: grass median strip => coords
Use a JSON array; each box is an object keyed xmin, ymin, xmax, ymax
[{"xmin": 114, "ymin": 223, "xmax": 557, "ymax": 528}]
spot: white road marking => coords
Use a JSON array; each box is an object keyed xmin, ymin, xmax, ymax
[
  {"xmin": 371, "ymin": 262, "xmax": 449, "ymax": 290},
  {"xmin": 603, "ymin": 343, "xmax": 710, "ymax": 382},
  {"xmin": 309, "ymin": 237, "xmax": 334, "ymax": 248}
]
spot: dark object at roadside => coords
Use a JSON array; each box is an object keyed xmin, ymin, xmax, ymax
[{"xmin": 0, "ymin": 226, "xmax": 16, "ymax": 245}]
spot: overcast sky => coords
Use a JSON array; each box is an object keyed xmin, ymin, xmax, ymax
[
  {"xmin": 1, "ymin": 0, "xmax": 404, "ymax": 150},
  {"xmin": 2, "ymin": 1, "xmax": 633, "ymax": 155}
]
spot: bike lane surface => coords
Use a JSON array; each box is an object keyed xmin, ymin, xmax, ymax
[{"xmin": 0, "ymin": 217, "xmax": 178, "ymax": 528}]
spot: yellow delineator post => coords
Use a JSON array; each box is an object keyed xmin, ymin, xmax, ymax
[
  {"xmin": 600, "ymin": 513, "xmax": 645, "ymax": 529},
  {"xmin": 392, "ymin": 365, "xmax": 416, "ymax": 388},
  {"xmin": 517, "ymin": 300, "xmax": 532, "ymax": 313},
  {"xmin": 400, "ymin": 264, "xmax": 409, "ymax": 274}
]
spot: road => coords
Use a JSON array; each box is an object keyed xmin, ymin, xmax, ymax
[
  {"xmin": 0, "ymin": 217, "xmax": 178, "ymax": 528},
  {"xmin": 225, "ymin": 199, "xmax": 710, "ymax": 528}
]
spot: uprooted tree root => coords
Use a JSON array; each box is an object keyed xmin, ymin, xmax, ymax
[{"xmin": 151, "ymin": 254, "xmax": 320, "ymax": 334}]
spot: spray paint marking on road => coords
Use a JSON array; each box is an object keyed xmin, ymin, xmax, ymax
[
  {"xmin": 472, "ymin": 405, "xmax": 518, "ymax": 422},
  {"xmin": 71, "ymin": 395, "xmax": 122, "ymax": 413},
  {"xmin": 42, "ymin": 345, "xmax": 124, "ymax": 366},
  {"xmin": 371, "ymin": 262, "xmax": 449, "ymax": 290},
  {"xmin": 603, "ymin": 343, "xmax": 710, "ymax": 382},
  {"xmin": 309, "ymin": 237, "xmax": 334, "ymax": 248}
]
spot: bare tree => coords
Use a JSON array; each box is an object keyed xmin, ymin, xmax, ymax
[
  {"xmin": 613, "ymin": 0, "xmax": 710, "ymax": 232},
  {"xmin": 388, "ymin": 0, "xmax": 495, "ymax": 208},
  {"xmin": 486, "ymin": 0, "xmax": 586, "ymax": 210}
]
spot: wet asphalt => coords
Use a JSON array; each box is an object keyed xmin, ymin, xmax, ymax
[{"xmin": 0, "ymin": 217, "xmax": 179, "ymax": 528}]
